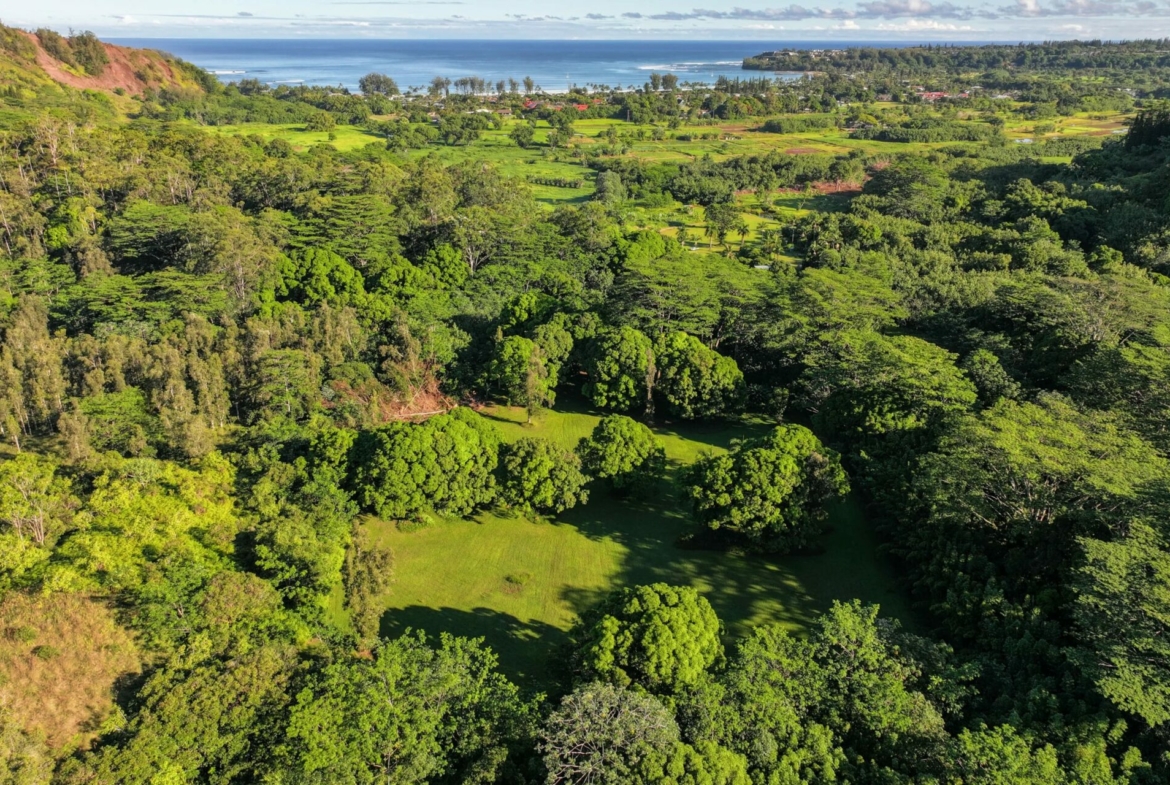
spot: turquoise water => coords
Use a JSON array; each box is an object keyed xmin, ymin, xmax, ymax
[{"xmin": 109, "ymin": 38, "xmax": 869, "ymax": 92}]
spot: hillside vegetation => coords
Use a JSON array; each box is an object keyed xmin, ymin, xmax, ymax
[
  {"xmin": 0, "ymin": 24, "xmax": 209, "ymax": 127},
  {"xmin": 2, "ymin": 30, "xmax": 1170, "ymax": 785}
]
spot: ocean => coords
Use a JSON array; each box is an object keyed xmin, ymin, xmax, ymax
[{"xmin": 106, "ymin": 39, "xmax": 879, "ymax": 93}]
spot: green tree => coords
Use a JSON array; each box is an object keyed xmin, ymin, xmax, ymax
[
  {"xmin": 962, "ymin": 348, "xmax": 1021, "ymax": 407},
  {"xmin": 1068, "ymin": 334, "xmax": 1170, "ymax": 453},
  {"xmin": 686, "ymin": 602, "xmax": 959, "ymax": 783},
  {"xmin": 343, "ymin": 524, "xmax": 394, "ymax": 649},
  {"xmin": 487, "ymin": 335, "xmax": 555, "ymax": 416},
  {"xmin": 359, "ymin": 72, "xmax": 399, "ymax": 96},
  {"xmin": 68, "ymin": 31, "xmax": 109, "ymax": 76},
  {"xmin": 653, "ymin": 331, "xmax": 745, "ymax": 420},
  {"xmin": 907, "ymin": 396, "xmax": 1170, "ymax": 647},
  {"xmin": 249, "ymin": 349, "xmax": 319, "ymax": 424},
  {"xmin": 703, "ymin": 202, "xmax": 739, "ymax": 250},
  {"xmin": 539, "ymin": 682, "xmax": 679, "ymax": 785},
  {"xmin": 0, "ymin": 706, "xmax": 53, "ymax": 785},
  {"xmin": 278, "ymin": 247, "xmax": 366, "ymax": 308},
  {"xmin": 64, "ymin": 644, "xmax": 298, "ymax": 785},
  {"xmin": 509, "ymin": 122, "xmax": 535, "ymax": 148},
  {"xmin": 576, "ymin": 415, "xmax": 666, "ymax": 494},
  {"xmin": 635, "ymin": 741, "xmax": 751, "ymax": 785},
  {"xmin": 584, "ymin": 327, "xmax": 654, "ymax": 413},
  {"xmin": 594, "ymin": 171, "xmax": 627, "ymax": 206},
  {"xmin": 280, "ymin": 633, "xmax": 532, "ymax": 785},
  {"xmin": 684, "ymin": 425, "xmax": 849, "ymax": 553},
  {"xmin": 945, "ymin": 725, "xmax": 1063, "ymax": 784},
  {"xmin": 348, "ymin": 408, "xmax": 499, "ymax": 520},
  {"xmin": 305, "ymin": 112, "xmax": 338, "ymax": 132},
  {"xmin": 1073, "ymin": 521, "xmax": 1170, "ymax": 727},
  {"xmin": 498, "ymin": 437, "xmax": 589, "ymax": 515},
  {"xmin": 802, "ymin": 331, "xmax": 977, "ymax": 446},
  {"xmin": 0, "ymin": 453, "xmax": 76, "ymax": 548},
  {"xmin": 573, "ymin": 583, "xmax": 723, "ymax": 693}
]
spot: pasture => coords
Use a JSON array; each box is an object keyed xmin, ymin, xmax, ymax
[{"xmin": 348, "ymin": 405, "xmax": 913, "ymax": 686}]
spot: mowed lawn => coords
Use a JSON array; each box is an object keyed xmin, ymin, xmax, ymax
[{"xmin": 357, "ymin": 404, "xmax": 913, "ymax": 686}]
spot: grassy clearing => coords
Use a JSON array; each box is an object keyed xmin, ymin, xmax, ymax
[
  {"xmin": 0, "ymin": 593, "xmax": 140, "ymax": 750},
  {"xmin": 353, "ymin": 404, "xmax": 912, "ymax": 686},
  {"xmin": 205, "ymin": 121, "xmax": 385, "ymax": 152}
]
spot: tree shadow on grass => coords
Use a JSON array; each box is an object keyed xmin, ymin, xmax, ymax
[
  {"xmin": 556, "ymin": 487, "xmax": 913, "ymax": 643},
  {"xmin": 380, "ymin": 604, "xmax": 568, "ymax": 687},
  {"xmin": 650, "ymin": 415, "xmax": 774, "ymax": 454}
]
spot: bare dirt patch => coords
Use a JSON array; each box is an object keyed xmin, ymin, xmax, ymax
[
  {"xmin": 785, "ymin": 147, "xmax": 823, "ymax": 155},
  {"xmin": 21, "ymin": 31, "xmax": 186, "ymax": 95}
]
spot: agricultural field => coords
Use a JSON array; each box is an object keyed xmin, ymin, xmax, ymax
[{"xmin": 344, "ymin": 404, "xmax": 912, "ymax": 686}]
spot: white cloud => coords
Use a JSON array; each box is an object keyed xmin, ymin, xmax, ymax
[
  {"xmin": 835, "ymin": 19, "xmax": 862, "ymax": 27},
  {"xmin": 877, "ymin": 17, "xmax": 977, "ymax": 27}
]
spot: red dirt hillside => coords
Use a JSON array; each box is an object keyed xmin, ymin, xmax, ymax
[{"xmin": 17, "ymin": 28, "xmax": 204, "ymax": 95}]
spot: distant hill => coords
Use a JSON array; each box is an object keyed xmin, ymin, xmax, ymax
[{"xmin": 0, "ymin": 23, "xmax": 211, "ymax": 97}]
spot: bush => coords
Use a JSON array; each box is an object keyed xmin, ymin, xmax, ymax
[
  {"xmin": 31, "ymin": 645, "xmax": 60, "ymax": 661},
  {"xmin": 343, "ymin": 525, "xmax": 394, "ymax": 647},
  {"xmin": 8, "ymin": 626, "xmax": 36, "ymax": 643},
  {"xmin": 854, "ymin": 118, "xmax": 1001, "ymax": 143},
  {"xmin": 760, "ymin": 115, "xmax": 839, "ymax": 134}
]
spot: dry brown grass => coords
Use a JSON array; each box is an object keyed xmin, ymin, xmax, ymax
[{"xmin": 0, "ymin": 592, "xmax": 140, "ymax": 750}]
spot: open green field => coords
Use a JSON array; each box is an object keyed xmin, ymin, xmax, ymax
[
  {"xmin": 348, "ymin": 404, "xmax": 913, "ymax": 686},
  {"xmin": 201, "ymin": 109, "xmax": 1130, "ymax": 267},
  {"xmin": 205, "ymin": 121, "xmax": 387, "ymax": 152}
]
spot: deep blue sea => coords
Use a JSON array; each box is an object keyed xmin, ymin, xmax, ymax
[{"xmin": 107, "ymin": 39, "xmax": 901, "ymax": 93}]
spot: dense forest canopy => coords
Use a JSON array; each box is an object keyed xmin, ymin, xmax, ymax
[{"xmin": 1, "ymin": 24, "xmax": 1170, "ymax": 785}]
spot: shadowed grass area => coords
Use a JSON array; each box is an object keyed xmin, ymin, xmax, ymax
[{"xmin": 357, "ymin": 404, "xmax": 912, "ymax": 687}]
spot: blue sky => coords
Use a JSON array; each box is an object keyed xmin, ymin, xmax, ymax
[{"xmin": 8, "ymin": 0, "xmax": 1170, "ymax": 40}]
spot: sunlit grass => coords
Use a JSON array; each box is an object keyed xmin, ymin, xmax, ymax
[{"xmin": 339, "ymin": 404, "xmax": 913, "ymax": 686}]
